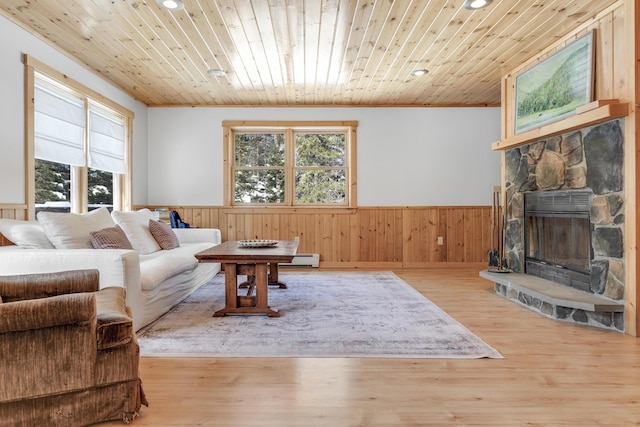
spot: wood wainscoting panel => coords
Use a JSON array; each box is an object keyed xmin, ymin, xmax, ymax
[
  {"xmin": 0, "ymin": 205, "xmax": 28, "ymax": 246},
  {"xmin": 2, "ymin": 204, "xmax": 493, "ymax": 265},
  {"xmin": 142, "ymin": 206, "xmax": 493, "ymax": 268}
]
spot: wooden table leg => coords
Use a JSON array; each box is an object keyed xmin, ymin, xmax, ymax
[
  {"xmin": 214, "ymin": 263, "xmax": 238, "ymax": 317},
  {"xmin": 255, "ymin": 263, "xmax": 268, "ymax": 308},
  {"xmin": 255, "ymin": 263, "xmax": 279, "ymax": 317},
  {"xmin": 268, "ymin": 262, "xmax": 287, "ymax": 289},
  {"xmin": 214, "ymin": 262, "xmax": 280, "ymax": 317}
]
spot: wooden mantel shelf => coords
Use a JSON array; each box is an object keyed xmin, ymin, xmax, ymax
[{"xmin": 492, "ymin": 100, "xmax": 629, "ymax": 151}]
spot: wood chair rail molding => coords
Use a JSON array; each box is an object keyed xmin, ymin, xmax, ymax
[{"xmin": 492, "ymin": 99, "xmax": 629, "ymax": 151}]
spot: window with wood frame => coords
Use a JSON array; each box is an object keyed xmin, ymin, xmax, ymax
[
  {"xmin": 24, "ymin": 55, "xmax": 133, "ymax": 216},
  {"xmin": 223, "ymin": 121, "xmax": 357, "ymax": 208}
]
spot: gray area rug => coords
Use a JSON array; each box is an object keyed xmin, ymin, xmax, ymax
[{"xmin": 137, "ymin": 271, "xmax": 502, "ymax": 358}]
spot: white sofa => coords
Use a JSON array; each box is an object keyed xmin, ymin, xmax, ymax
[{"xmin": 0, "ymin": 209, "xmax": 221, "ymax": 331}]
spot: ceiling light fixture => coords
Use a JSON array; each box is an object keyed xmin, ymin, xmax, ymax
[
  {"xmin": 207, "ymin": 69, "xmax": 226, "ymax": 77},
  {"xmin": 156, "ymin": 0, "xmax": 185, "ymax": 11},
  {"xmin": 463, "ymin": 0, "xmax": 493, "ymax": 10},
  {"xmin": 410, "ymin": 69, "xmax": 429, "ymax": 77}
]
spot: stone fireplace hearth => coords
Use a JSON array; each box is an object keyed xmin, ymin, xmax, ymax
[{"xmin": 484, "ymin": 119, "xmax": 625, "ymax": 332}]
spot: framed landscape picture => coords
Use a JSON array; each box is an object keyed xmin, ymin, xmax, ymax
[{"xmin": 514, "ymin": 30, "xmax": 595, "ymax": 134}]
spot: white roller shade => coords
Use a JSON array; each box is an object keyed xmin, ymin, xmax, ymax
[
  {"xmin": 88, "ymin": 105, "xmax": 126, "ymax": 174},
  {"xmin": 34, "ymin": 79, "xmax": 85, "ymax": 166}
]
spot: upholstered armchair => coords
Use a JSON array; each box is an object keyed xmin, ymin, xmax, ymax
[{"xmin": 0, "ymin": 269, "xmax": 147, "ymax": 426}]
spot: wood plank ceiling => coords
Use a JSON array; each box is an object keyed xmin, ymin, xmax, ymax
[{"xmin": 0, "ymin": 0, "xmax": 619, "ymax": 107}]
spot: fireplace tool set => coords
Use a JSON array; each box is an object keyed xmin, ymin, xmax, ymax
[{"xmin": 488, "ymin": 186, "xmax": 511, "ymax": 273}]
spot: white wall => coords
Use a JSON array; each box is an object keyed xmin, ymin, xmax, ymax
[
  {"xmin": 147, "ymin": 107, "xmax": 501, "ymax": 206},
  {"xmin": 0, "ymin": 13, "xmax": 501, "ymax": 208},
  {"xmin": 0, "ymin": 15, "xmax": 149, "ymax": 206}
]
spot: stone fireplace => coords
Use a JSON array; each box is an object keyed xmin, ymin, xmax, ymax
[{"xmin": 494, "ymin": 119, "xmax": 625, "ymax": 331}]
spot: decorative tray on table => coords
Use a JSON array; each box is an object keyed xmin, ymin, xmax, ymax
[{"xmin": 237, "ymin": 239, "xmax": 279, "ymax": 248}]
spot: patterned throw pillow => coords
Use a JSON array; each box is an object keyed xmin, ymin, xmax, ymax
[
  {"xmin": 90, "ymin": 225, "xmax": 133, "ymax": 250},
  {"xmin": 148, "ymin": 219, "xmax": 180, "ymax": 250}
]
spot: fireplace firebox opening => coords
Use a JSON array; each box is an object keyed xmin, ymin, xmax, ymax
[{"xmin": 524, "ymin": 189, "xmax": 594, "ymax": 292}]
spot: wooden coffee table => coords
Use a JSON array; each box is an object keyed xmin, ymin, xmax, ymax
[{"xmin": 195, "ymin": 240, "xmax": 298, "ymax": 317}]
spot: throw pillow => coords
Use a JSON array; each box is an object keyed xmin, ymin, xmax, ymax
[
  {"xmin": 90, "ymin": 225, "xmax": 133, "ymax": 250},
  {"xmin": 148, "ymin": 219, "xmax": 180, "ymax": 250},
  {"xmin": 0, "ymin": 219, "xmax": 55, "ymax": 249},
  {"xmin": 111, "ymin": 209, "xmax": 161, "ymax": 255},
  {"xmin": 37, "ymin": 207, "xmax": 116, "ymax": 249}
]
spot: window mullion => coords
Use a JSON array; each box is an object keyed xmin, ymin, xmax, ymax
[
  {"xmin": 285, "ymin": 128, "xmax": 295, "ymax": 206},
  {"xmin": 225, "ymin": 128, "xmax": 233, "ymax": 206},
  {"xmin": 71, "ymin": 166, "xmax": 87, "ymax": 213},
  {"xmin": 82, "ymin": 98, "xmax": 89, "ymax": 213},
  {"xmin": 113, "ymin": 173, "xmax": 123, "ymax": 211}
]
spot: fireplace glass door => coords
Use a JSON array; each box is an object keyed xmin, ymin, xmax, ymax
[{"xmin": 525, "ymin": 213, "xmax": 591, "ymax": 273}]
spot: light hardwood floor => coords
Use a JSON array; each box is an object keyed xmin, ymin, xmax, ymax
[{"xmin": 97, "ymin": 268, "xmax": 640, "ymax": 426}]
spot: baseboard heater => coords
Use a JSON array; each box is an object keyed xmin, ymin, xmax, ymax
[{"xmin": 279, "ymin": 253, "xmax": 320, "ymax": 268}]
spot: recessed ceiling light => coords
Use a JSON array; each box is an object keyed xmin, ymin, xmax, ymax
[
  {"xmin": 156, "ymin": 0, "xmax": 185, "ymax": 11},
  {"xmin": 207, "ymin": 69, "xmax": 226, "ymax": 77},
  {"xmin": 410, "ymin": 69, "xmax": 429, "ymax": 77},
  {"xmin": 463, "ymin": 0, "xmax": 493, "ymax": 10}
]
